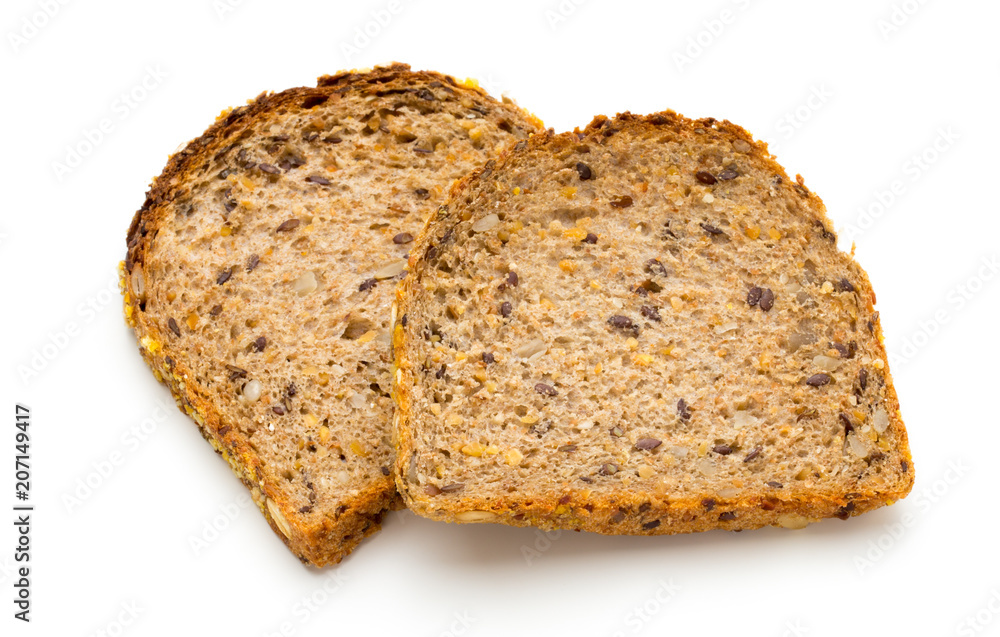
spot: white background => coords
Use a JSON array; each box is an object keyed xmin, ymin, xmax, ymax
[{"xmin": 1, "ymin": 1, "xmax": 998, "ymax": 635}]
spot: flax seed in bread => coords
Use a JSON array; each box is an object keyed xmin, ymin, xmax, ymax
[
  {"xmin": 120, "ymin": 64, "xmax": 543, "ymax": 565},
  {"xmin": 392, "ymin": 111, "xmax": 913, "ymax": 536}
]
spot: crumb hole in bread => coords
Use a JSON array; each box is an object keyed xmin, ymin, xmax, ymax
[{"xmin": 341, "ymin": 318, "xmax": 374, "ymax": 340}]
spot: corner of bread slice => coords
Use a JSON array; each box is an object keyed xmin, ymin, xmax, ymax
[{"xmin": 263, "ymin": 479, "xmax": 403, "ymax": 566}]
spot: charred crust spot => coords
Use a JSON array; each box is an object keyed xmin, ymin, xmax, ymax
[
  {"xmin": 835, "ymin": 502, "xmax": 856, "ymax": 520},
  {"xmin": 301, "ymin": 94, "xmax": 329, "ymax": 109},
  {"xmin": 814, "ymin": 220, "xmax": 836, "ymax": 242}
]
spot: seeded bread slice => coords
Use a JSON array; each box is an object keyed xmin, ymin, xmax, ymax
[
  {"xmin": 120, "ymin": 64, "xmax": 543, "ymax": 565},
  {"xmin": 392, "ymin": 111, "xmax": 914, "ymax": 535}
]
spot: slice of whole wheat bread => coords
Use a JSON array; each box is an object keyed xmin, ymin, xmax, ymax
[
  {"xmin": 392, "ymin": 111, "xmax": 914, "ymax": 535},
  {"xmin": 120, "ymin": 63, "xmax": 543, "ymax": 565}
]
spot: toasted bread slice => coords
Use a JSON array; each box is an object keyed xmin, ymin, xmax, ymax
[
  {"xmin": 393, "ymin": 111, "xmax": 913, "ymax": 535},
  {"xmin": 121, "ymin": 64, "xmax": 542, "ymax": 565}
]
